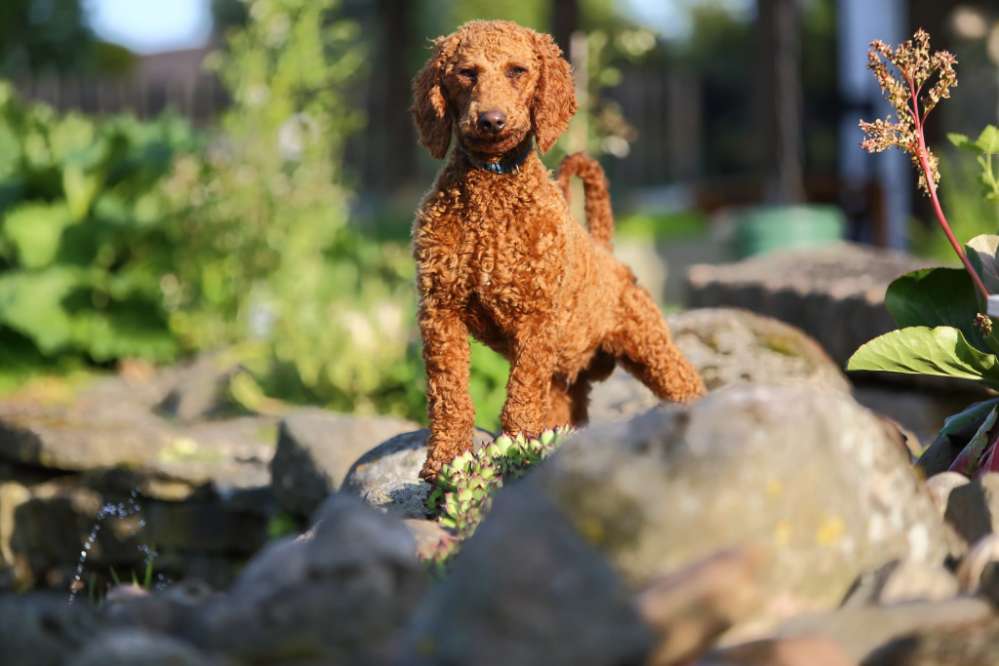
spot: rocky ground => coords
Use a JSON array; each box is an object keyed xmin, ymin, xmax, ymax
[{"xmin": 1, "ymin": 306, "xmax": 997, "ymax": 665}]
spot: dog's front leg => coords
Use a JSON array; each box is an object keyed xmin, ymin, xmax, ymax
[
  {"xmin": 419, "ymin": 305, "xmax": 476, "ymax": 481},
  {"xmin": 501, "ymin": 316, "xmax": 557, "ymax": 439}
]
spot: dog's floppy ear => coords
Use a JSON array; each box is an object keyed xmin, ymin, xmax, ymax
[
  {"xmin": 531, "ymin": 32, "xmax": 577, "ymax": 153},
  {"xmin": 411, "ymin": 36, "xmax": 457, "ymax": 159}
]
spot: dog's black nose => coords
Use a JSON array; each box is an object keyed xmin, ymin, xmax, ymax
[{"xmin": 477, "ymin": 110, "xmax": 506, "ymax": 133}]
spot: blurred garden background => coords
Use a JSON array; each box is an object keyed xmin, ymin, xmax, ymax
[{"xmin": 0, "ymin": 0, "xmax": 997, "ymax": 431}]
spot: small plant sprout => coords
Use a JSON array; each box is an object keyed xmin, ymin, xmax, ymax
[
  {"xmin": 859, "ymin": 29, "xmax": 990, "ymax": 304},
  {"xmin": 427, "ymin": 428, "xmax": 571, "ymax": 539}
]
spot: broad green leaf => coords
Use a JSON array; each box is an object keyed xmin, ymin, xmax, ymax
[
  {"xmin": 2, "ymin": 203, "xmax": 74, "ymax": 268},
  {"xmin": 48, "ymin": 114, "xmax": 96, "ymax": 164},
  {"xmin": 0, "ymin": 121, "xmax": 21, "ymax": 180},
  {"xmin": 885, "ymin": 267, "xmax": 987, "ymax": 351},
  {"xmin": 976, "ymin": 125, "xmax": 999, "ymax": 155},
  {"xmin": 847, "ymin": 326, "xmax": 999, "ymax": 388},
  {"xmin": 0, "ymin": 267, "xmax": 87, "ymax": 353},
  {"xmin": 62, "ymin": 164, "xmax": 102, "ymax": 220},
  {"xmin": 69, "ymin": 305, "xmax": 177, "ymax": 362},
  {"xmin": 949, "ymin": 127, "xmax": 999, "ymax": 155},
  {"xmin": 948, "ymin": 132, "xmax": 974, "ymax": 151}
]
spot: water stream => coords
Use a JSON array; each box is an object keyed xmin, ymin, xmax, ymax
[{"xmin": 67, "ymin": 489, "xmax": 163, "ymax": 604}]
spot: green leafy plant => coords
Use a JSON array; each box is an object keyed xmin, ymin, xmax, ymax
[
  {"xmin": 162, "ymin": 0, "xmax": 516, "ymax": 428},
  {"xmin": 159, "ymin": 0, "xmax": 431, "ymax": 419},
  {"xmin": 949, "ymin": 126, "xmax": 999, "ymax": 201},
  {"xmin": 554, "ymin": 27, "xmax": 657, "ymax": 161},
  {"xmin": 427, "ymin": 428, "xmax": 570, "ymax": 538},
  {"xmin": 0, "ymin": 83, "xmax": 198, "ymax": 383},
  {"xmin": 848, "ymin": 30, "xmax": 999, "ymax": 477},
  {"xmin": 911, "ymin": 147, "xmax": 999, "ymax": 263}
]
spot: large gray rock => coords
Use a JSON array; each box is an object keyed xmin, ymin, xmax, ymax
[
  {"xmin": 863, "ymin": 618, "xmax": 999, "ymax": 666},
  {"xmin": 956, "ymin": 533, "xmax": 999, "ymax": 595},
  {"xmin": 670, "ymin": 308, "xmax": 850, "ymax": 393},
  {"xmin": 0, "ymin": 398, "xmax": 275, "ymax": 497},
  {"xmin": 775, "ymin": 598, "xmax": 992, "ymax": 663},
  {"xmin": 2, "ymin": 477, "xmax": 270, "ymax": 590},
  {"xmin": 155, "ymin": 354, "xmax": 242, "ymax": 423},
  {"xmin": 190, "ymin": 493, "xmax": 425, "ymax": 664},
  {"xmin": 945, "ymin": 472, "xmax": 999, "ymax": 546},
  {"xmin": 101, "ymin": 580, "xmax": 217, "ymax": 638},
  {"xmin": 685, "ymin": 243, "xmax": 928, "ymax": 366},
  {"xmin": 0, "ymin": 400, "xmax": 172, "ymax": 472},
  {"xmin": 532, "ymin": 384, "xmax": 949, "ymax": 625},
  {"xmin": 1, "ymin": 480, "xmax": 185, "ymax": 590},
  {"xmin": 401, "ymin": 486, "xmax": 652, "ymax": 666},
  {"xmin": 590, "ymin": 308, "xmax": 849, "ymax": 423},
  {"xmin": 0, "ymin": 369, "xmax": 280, "ymax": 593},
  {"xmin": 0, "ymin": 593, "xmax": 102, "ymax": 666},
  {"xmin": 67, "ymin": 629, "xmax": 215, "ymax": 666},
  {"xmin": 638, "ymin": 546, "xmax": 766, "ymax": 665},
  {"xmin": 342, "ymin": 428, "xmax": 494, "ymax": 518},
  {"xmin": 269, "ymin": 409, "xmax": 418, "ymax": 518},
  {"xmin": 702, "ymin": 637, "xmax": 855, "ymax": 666},
  {"xmin": 841, "ymin": 559, "xmax": 958, "ymax": 607}
]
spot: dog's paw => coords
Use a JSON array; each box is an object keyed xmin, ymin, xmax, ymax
[{"xmin": 419, "ymin": 457, "xmax": 442, "ymax": 483}]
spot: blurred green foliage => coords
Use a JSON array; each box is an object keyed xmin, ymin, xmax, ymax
[
  {"xmin": 949, "ymin": 126, "xmax": 999, "ymax": 201},
  {"xmin": 549, "ymin": 26, "xmax": 657, "ymax": 163},
  {"xmin": 0, "ymin": 0, "xmax": 515, "ymax": 429},
  {"xmin": 164, "ymin": 0, "xmax": 507, "ymax": 427},
  {"xmin": 912, "ymin": 132, "xmax": 999, "ymax": 263},
  {"xmin": 615, "ymin": 210, "xmax": 708, "ymax": 241},
  {"xmin": 161, "ymin": 0, "xmax": 428, "ymax": 419},
  {"xmin": 0, "ymin": 83, "xmax": 197, "ymax": 386}
]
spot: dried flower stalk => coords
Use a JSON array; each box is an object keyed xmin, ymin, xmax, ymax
[{"xmin": 859, "ymin": 29, "xmax": 988, "ymax": 303}]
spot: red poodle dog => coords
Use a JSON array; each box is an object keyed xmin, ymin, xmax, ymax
[{"xmin": 411, "ymin": 20, "xmax": 705, "ymax": 480}]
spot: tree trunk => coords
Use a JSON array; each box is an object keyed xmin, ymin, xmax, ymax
[
  {"xmin": 551, "ymin": 0, "xmax": 580, "ymax": 57},
  {"xmin": 758, "ymin": 0, "xmax": 805, "ymax": 204},
  {"xmin": 372, "ymin": 0, "xmax": 414, "ymax": 191}
]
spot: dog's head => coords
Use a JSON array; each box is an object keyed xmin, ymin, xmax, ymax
[{"xmin": 411, "ymin": 20, "xmax": 577, "ymax": 160}]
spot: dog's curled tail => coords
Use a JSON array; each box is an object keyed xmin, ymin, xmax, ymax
[{"xmin": 556, "ymin": 152, "xmax": 614, "ymax": 249}]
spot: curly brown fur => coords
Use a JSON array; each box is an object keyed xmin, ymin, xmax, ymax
[
  {"xmin": 557, "ymin": 153, "xmax": 614, "ymax": 249},
  {"xmin": 411, "ymin": 20, "xmax": 705, "ymax": 480}
]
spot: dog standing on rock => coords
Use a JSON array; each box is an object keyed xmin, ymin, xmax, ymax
[{"xmin": 411, "ymin": 20, "xmax": 705, "ymax": 481}]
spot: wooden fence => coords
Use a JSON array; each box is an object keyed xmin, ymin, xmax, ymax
[{"xmin": 12, "ymin": 63, "xmax": 705, "ymax": 196}]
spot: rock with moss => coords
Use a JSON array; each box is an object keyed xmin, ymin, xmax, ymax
[
  {"xmin": 685, "ymin": 244, "xmax": 930, "ymax": 366},
  {"xmin": 189, "ymin": 493, "xmax": 425, "ymax": 664},
  {"xmin": 341, "ymin": 428, "xmax": 493, "ymax": 519},
  {"xmin": 401, "ymin": 485, "xmax": 652, "ymax": 666},
  {"xmin": 67, "ymin": 629, "xmax": 217, "ymax": 666},
  {"xmin": 0, "ymin": 592, "xmax": 103, "ymax": 666},
  {"xmin": 589, "ymin": 307, "xmax": 849, "ymax": 423},
  {"xmin": 530, "ymin": 384, "xmax": 949, "ymax": 628},
  {"xmin": 269, "ymin": 409, "xmax": 418, "ymax": 518}
]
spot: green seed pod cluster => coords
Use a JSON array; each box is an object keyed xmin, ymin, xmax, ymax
[{"xmin": 426, "ymin": 428, "xmax": 571, "ymax": 538}]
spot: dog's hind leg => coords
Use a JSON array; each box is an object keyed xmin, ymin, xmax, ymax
[
  {"xmin": 604, "ymin": 284, "xmax": 705, "ymax": 403},
  {"xmin": 546, "ymin": 352, "xmax": 613, "ymax": 430},
  {"xmin": 546, "ymin": 378, "xmax": 574, "ymax": 430}
]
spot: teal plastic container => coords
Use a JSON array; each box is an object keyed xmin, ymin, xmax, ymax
[{"xmin": 733, "ymin": 205, "xmax": 845, "ymax": 258}]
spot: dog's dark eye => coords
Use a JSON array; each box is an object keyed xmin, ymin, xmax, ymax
[
  {"xmin": 457, "ymin": 67, "xmax": 477, "ymax": 81},
  {"xmin": 507, "ymin": 65, "xmax": 528, "ymax": 79}
]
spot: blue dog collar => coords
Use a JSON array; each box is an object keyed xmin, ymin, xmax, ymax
[{"xmin": 461, "ymin": 137, "xmax": 534, "ymax": 175}]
